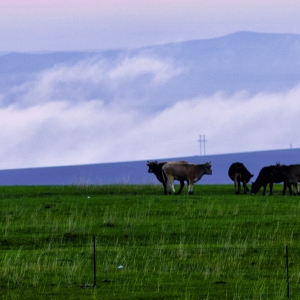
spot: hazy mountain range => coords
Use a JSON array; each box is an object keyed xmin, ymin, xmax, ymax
[
  {"xmin": 2, "ymin": 31, "xmax": 300, "ymax": 110},
  {"xmin": 0, "ymin": 31, "xmax": 299, "ymax": 172}
]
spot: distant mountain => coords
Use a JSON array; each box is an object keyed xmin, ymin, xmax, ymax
[
  {"xmin": 139, "ymin": 31, "xmax": 300, "ymax": 97},
  {"xmin": 0, "ymin": 148, "xmax": 299, "ymax": 186},
  {"xmin": 1, "ymin": 31, "xmax": 300, "ymax": 110}
]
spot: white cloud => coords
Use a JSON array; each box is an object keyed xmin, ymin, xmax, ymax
[
  {"xmin": 0, "ymin": 84, "xmax": 299, "ymax": 169},
  {"xmin": 108, "ymin": 55, "xmax": 182, "ymax": 85},
  {"xmin": 0, "ymin": 100, "xmax": 141, "ymax": 168},
  {"xmin": 13, "ymin": 58, "xmax": 108, "ymax": 105},
  {"xmin": 9, "ymin": 55, "xmax": 181, "ymax": 108},
  {"xmin": 96, "ymin": 87, "xmax": 299, "ymax": 162}
]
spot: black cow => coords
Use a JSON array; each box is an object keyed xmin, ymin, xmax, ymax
[
  {"xmin": 228, "ymin": 162, "xmax": 253, "ymax": 194},
  {"xmin": 272, "ymin": 163, "xmax": 300, "ymax": 195},
  {"xmin": 251, "ymin": 165, "xmax": 292, "ymax": 195},
  {"xmin": 146, "ymin": 161, "xmax": 188, "ymax": 194}
]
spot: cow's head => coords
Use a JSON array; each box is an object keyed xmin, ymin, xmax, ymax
[
  {"xmin": 240, "ymin": 165, "xmax": 253, "ymax": 182},
  {"xmin": 243, "ymin": 173, "xmax": 253, "ymax": 183},
  {"xmin": 204, "ymin": 162, "xmax": 213, "ymax": 175},
  {"xmin": 146, "ymin": 161, "xmax": 158, "ymax": 173},
  {"xmin": 251, "ymin": 181, "xmax": 259, "ymax": 195}
]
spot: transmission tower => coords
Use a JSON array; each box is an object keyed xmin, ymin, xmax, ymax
[{"xmin": 197, "ymin": 135, "xmax": 208, "ymax": 155}]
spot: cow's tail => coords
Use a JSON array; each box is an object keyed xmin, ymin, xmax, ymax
[{"xmin": 162, "ymin": 167, "xmax": 168, "ymax": 184}]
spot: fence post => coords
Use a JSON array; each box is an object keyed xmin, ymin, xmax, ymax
[
  {"xmin": 286, "ymin": 245, "xmax": 289, "ymax": 299},
  {"xmin": 93, "ymin": 236, "xmax": 97, "ymax": 287}
]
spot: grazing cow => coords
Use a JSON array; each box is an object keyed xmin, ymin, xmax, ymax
[
  {"xmin": 146, "ymin": 161, "xmax": 188, "ymax": 194},
  {"xmin": 228, "ymin": 162, "xmax": 253, "ymax": 194},
  {"xmin": 162, "ymin": 162, "xmax": 212, "ymax": 195},
  {"xmin": 251, "ymin": 165, "xmax": 292, "ymax": 196},
  {"xmin": 272, "ymin": 163, "xmax": 300, "ymax": 195}
]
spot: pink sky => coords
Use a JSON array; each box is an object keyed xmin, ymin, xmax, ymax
[{"xmin": 0, "ymin": 0, "xmax": 300, "ymax": 51}]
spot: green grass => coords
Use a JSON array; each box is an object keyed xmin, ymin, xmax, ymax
[{"xmin": 1, "ymin": 184, "xmax": 300, "ymax": 299}]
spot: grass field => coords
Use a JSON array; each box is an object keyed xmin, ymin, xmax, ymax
[{"xmin": 1, "ymin": 184, "xmax": 300, "ymax": 299}]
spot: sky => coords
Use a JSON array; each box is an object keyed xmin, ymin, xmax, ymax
[
  {"xmin": 1, "ymin": 0, "xmax": 300, "ymax": 52},
  {"xmin": 0, "ymin": 1, "xmax": 300, "ymax": 169}
]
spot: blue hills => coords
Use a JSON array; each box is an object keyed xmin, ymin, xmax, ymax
[
  {"xmin": 0, "ymin": 148, "xmax": 298, "ymax": 187},
  {"xmin": 2, "ymin": 31, "xmax": 300, "ymax": 109}
]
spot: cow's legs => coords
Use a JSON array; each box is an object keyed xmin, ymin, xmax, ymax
[
  {"xmin": 237, "ymin": 181, "xmax": 241, "ymax": 194},
  {"xmin": 170, "ymin": 181, "xmax": 176, "ymax": 194},
  {"xmin": 293, "ymin": 182, "xmax": 299, "ymax": 195},
  {"xmin": 188, "ymin": 182, "xmax": 194, "ymax": 195},
  {"xmin": 243, "ymin": 181, "xmax": 247, "ymax": 194},
  {"xmin": 162, "ymin": 182, "xmax": 167, "ymax": 195},
  {"xmin": 166, "ymin": 177, "xmax": 176, "ymax": 194},
  {"xmin": 281, "ymin": 182, "xmax": 286, "ymax": 195},
  {"xmin": 283, "ymin": 181, "xmax": 293, "ymax": 195},
  {"xmin": 288, "ymin": 183, "xmax": 292, "ymax": 195},
  {"xmin": 177, "ymin": 180, "xmax": 185, "ymax": 194},
  {"xmin": 263, "ymin": 184, "xmax": 268, "ymax": 196},
  {"xmin": 234, "ymin": 173, "xmax": 240, "ymax": 194}
]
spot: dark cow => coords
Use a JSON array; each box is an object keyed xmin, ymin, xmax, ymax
[
  {"xmin": 162, "ymin": 162, "xmax": 212, "ymax": 195},
  {"xmin": 251, "ymin": 165, "xmax": 292, "ymax": 196},
  {"xmin": 272, "ymin": 163, "xmax": 300, "ymax": 195},
  {"xmin": 146, "ymin": 161, "xmax": 188, "ymax": 194},
  {"xmin": 228, "ymin": 162, "xmax": 253, "ymax": 194}
]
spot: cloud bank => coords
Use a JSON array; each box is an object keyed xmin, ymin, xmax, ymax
[{"xmin": 0, "ymin": 54, "xmax": 298, "ymax": 169}]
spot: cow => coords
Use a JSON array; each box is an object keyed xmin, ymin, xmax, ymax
[
  {"xmin": 272, "ymin": 163, "xmax": 300, "ymax": 195},
  {"xmin": 251, "ymin": 165, "xmax": 292, "ymax": 196},
  {"xmin": 162, "ymin": 161, "xmax": 212, "ymax": 195},
  {"xmin": 146, "ymin": 160, "xmax": 188, "ymax": 194},
  {"xmin": 228, "ymin": 162, "xmax": 253, "ymax": 194}
]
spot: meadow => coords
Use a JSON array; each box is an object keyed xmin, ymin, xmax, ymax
[{"xmin": 1, "ymin": 184, "xmax": 300, "ymax": 299}]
